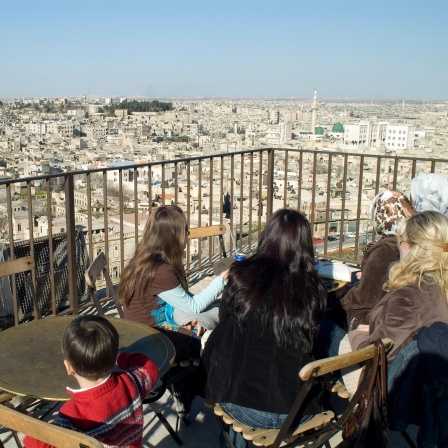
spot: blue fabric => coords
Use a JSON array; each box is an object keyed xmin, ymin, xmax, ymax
[
  {"xmin": 387, "ymin": 340, "xmax": 418, "ymax": 392},
  {"xmin": 388, "ymin": 322, "xmax": 448, "ymax": 448},
  {"xmin": 164, "ymin": 302, "xmax": 177, "ymax": 326},
  {"xmin": 218, "ymin": 403, "xmax": 312, "ymax": 448},
  {"xmin": 150, "ymin": 297, "xmax": 170, "ymax": 327}
]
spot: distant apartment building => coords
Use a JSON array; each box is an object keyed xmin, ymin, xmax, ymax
[
  {"xmin": 344, "ymin": 122, "xmax": 386, "ymax": 148},
  {"xmin": 385, "ymin": 124, "xmax": 415, "ymax": 150},
  {"xmin": 74, "ymin": 189, "xmax": 90, "ymax": 208},
  {"xmin": 115, "ymin": 109, "xmax": 127, "ymax": 120},
  {"xmin": 46, "ymin": 121, "xmax": 75, "ymax": 138},
  {"xmin": 11, "ymin": 212, "xmax": 33, "ymax": 240},
  {"xmin": 344, "ymin": 122, "xmax": 413, "ymax": 150},
  {"xmin": 265, "ymin": 123, "xmax": 292, "ymax": 145},
  {"xmin": 81, "ymin": 124, "xmax": 107, "ymax": 139},
  {"xmin": 269, "ymin": 110, "xmax": 280, "ymax": 124},
  {"xmin": 26, "ymin": 122, "xmax": 46, "ymax": 135},
  {"xmin": 87, "ymin": 105, "xmax": 100, "ymax": 115},
  {"xmin": 10, "ymin": 212, "xmax": 66, "ymax": 240},
  {"xmin": 183, "ymin": 123, "xmax": 198, "ymax": 137},
  {"xmin": 370, "ymin": 123, "xmax": 387, "ymax": 147},
  {"xmin": 109, "ymin": 165, "xmax": 134, "ymax": 184}
]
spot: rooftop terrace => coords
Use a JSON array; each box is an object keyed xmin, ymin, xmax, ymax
[{"xmin": 0, "ymin": 147, "xmax": 447, "ymax": 322}]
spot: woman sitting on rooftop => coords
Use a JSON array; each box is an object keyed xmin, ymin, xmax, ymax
[
  {"xmin": 119, "ymin": 205, "xmax": 227, "ymax": 336},
  {"xmin": 203, "ymin": 209, "xmax": 327, "ymax": 448},
  {"xmin": 341, "ymin": 189, "xmax": 415, "ymax": 330},
  {"xmin": 119, "ymin": 205, "xmax": 228, "ymax": 424},
  {"xmin": 349, "ymin": 210, "xmax": 448, "ymax": 361},
  {"xmin": 410, "ymin": 172, "xmax": 448, "ymax": 216}
]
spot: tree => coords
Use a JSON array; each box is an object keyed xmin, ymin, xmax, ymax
[
  {"xmin": 106, "ymin": 182, "xmax": 133, "ymax": 209},
  {"xmin": 103, "ymin": 100, "xmax": 174, "ymax": 116}
]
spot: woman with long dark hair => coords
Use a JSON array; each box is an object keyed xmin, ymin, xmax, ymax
[{"xmin": 203, "ymin": 209, "xmax": 327, "ymax": 447}]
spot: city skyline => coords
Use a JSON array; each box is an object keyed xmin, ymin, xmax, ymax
[{"xmin": 1, "ymin": 0, "xmax": 447, "ymax": 100}]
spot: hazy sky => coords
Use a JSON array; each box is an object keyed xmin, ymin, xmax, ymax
[{"xmin": 1, "ymin": 0, "xmax": 447, "ymax": 100}]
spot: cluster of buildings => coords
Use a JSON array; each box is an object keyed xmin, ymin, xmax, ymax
[{"xmin": 0, "ymin": 93, "xmax": 447, "ymax": 246}]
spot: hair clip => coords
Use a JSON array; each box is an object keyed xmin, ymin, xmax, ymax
[{"xmin": 444, "ymin": 242, "xmax": 448, "ymax": 253}]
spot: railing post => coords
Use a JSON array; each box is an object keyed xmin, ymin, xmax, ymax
[
  {"xmin": 65, "ymin": 174, "xmax": 78, "ymax": 314},
  {"xmin": 266, "ymin": 149, "xmax": 275, "ymax": 219}
]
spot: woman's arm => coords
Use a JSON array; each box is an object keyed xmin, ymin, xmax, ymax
[
  {"xmin": 158, "ymin": 275, "xmax": 225, "ymax": 313},
  {"xmin": 367, "ymin": 293, "xmax": 419, "ymax": 357},
  {"xmin": 349, "ymin": 291, "xmax": 419, "ymax": 357},
  {"xmin": 342, "ymin": 239, "xmax": 399, "ymax": 311}
]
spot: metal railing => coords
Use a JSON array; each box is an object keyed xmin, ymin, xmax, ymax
[{"xmin": 1, "ymin": 148, "xmax": 447, "ymax": 323}]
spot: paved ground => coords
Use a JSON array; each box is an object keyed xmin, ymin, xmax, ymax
[{"xmin": 0, "ymin": 272, "xmax": 418, "ymax": 447}]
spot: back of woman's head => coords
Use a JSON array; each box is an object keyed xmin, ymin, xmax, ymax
[
  {"xmin": 371, "ymin": 190, "xmax": 415, "ymax": 236},
  {"xmin": 410, "ymin": 173, "xmax": 448, "ymax": 214},
  {"xmin": 225, "ymin": 208, "xmax": 326, "ymax": 352},
  {"xmin": 119, "ymin": 205, "xmax": 187, "ymax": 306},
  {"xmin": 387, "ymin": 211, "xmax": 448, "ymax": 301},
  {"xmin": 140, "ymin": 205, "xmax": 187, "ymax": 262},
  {"xmin": 256, "ymin": 208, "xmax": 315, "ymax": 267}
]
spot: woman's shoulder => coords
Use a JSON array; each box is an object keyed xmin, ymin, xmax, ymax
[
  {"xmin": 153, "ymin": 263, "xmax": 179, "ymax": 284},
  {"xmin": 156, "ymin": 262, "xmax": 175, "ymax": 274},
  {"xmin": 397, "ymin": 281, "xmax": 436, "ymax": 292},
  {"xmin": 389, "ymin": 282, "xmax": 441, "ymax": 302},
  {"xmin": 362, "ymin": 236, "xmax": 399, "ymax": 267},
  {"xmin": 365, "ymin": 235, "xmax": 398, "ymax": 255}
]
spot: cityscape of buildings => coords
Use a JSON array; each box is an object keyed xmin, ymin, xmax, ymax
[
  {"xmin": 0, "ymin": 92, "xmax": 447, "ymax": 280},
  {"xmin": 1, "ymin": 93, "xmax": 447, "ymax": 177}
]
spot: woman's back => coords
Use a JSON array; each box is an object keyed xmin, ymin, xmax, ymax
[
  {"xmin": 203, "ymin": 209, "xmax": 326, "ymax": 417},
  {"xmin": 203, "ymin": 300, "xmax": 320, "ymax": 415},
  {"xmin": 124, "ymin": 263, "xmax": 178, "ymax": 326}
]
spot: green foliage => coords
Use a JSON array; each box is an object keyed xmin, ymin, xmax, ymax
[
  {"xmin": 14, "ymin": 102, "xmax": 58, "ymax": 113},
  {"xmin": 42, "ymin": 104, "xmax": 57, "ymax": 113},
  {"xmin": 164, "ymin": 135, "xmax": 189, "ymax": 143},
  {"xmin": 104, "ymin": 100, "xmax": 174, "ymax": 116}
]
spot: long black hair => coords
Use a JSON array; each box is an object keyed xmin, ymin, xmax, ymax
[{"xmin": 224, "ymin": 208, "xmax": 327, "ymax": 352}]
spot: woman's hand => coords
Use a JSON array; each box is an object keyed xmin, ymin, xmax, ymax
[
  {"xmin": 220, "ymin": 269, "xmax": 229, "ymax": 282},
  {"xmin": 185, "ymin": 320, "xmax": 205, "ymax": 336},
  {"xmin": 356, "ymin": 271, "xmax": 362, "ymax": 280}
]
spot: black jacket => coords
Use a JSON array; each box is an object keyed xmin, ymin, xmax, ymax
[{"xmin": 202, "ymin": 300, "xmax": 321, "ymax": 415}]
